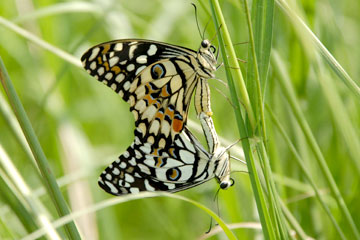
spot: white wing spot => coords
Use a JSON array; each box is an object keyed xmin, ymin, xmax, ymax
[
  {"xmin": 120, "ymin": 60, "xmax": 127, "ymax": 65},
  {"xmin": 123, "ymin": 81, "xmax": 131, "ymax": 91},
  {"xmin": 120, "ymin": 161, "xmax": 126, "ymax": 169},
  {"xmin": 136, "ymin": 55, "xmax": 147, "ymax": 64},
  {"xmin": 90, "ymin": 61, "xmax": 96, "ymax": 70},
  {"xmin": 105, "ymin": 173, "xmax": 112, "ymax": 180},
  {"xmin": 105, "ymin": 72, "xmax": 113, "ymax": 80},
  {"xmin": 127, "ymin": 64, "xmax": 135, "ymax": 72},
  {"xmin": 147, "ymin": 44, "xmax": 157, "ymax": 56},
  {"xmin": 97, "ymin": 67, "xmax": 105, "ymax": 76},
  {"xmin": 123, "ymin": 151, "xmax": 130, "ymax": 158},
  {"xmin": 135, "ymin": 65, "xmax": 146, "ymax": 75},
  {"xmin": 88, "ymin": 47, "xmax": 100, "ymax": 61},
  {"xmin": 112, "ymin": 168, "xmax": 120, "ymax": 175},
  {"xmin": 129, "ymin": 45, "xmax": 137, "ymax": 59},
  {"xmin": 130, "ymin": 188, "xmax": 140, "ymax": 194},
  {"xmin": 125, "ymin": 173, "xmax": 135, "ymax": 183},
  {"xmin": 144, "ymin": 179, "xmax": 155, "ymax": 191},
  {"xmin": 164, "ymin": 183, "xmax": 175, "ymax": 190},
  {"xmin": 115, "ymin": 73, "xmax": 125, "ymax": 83},
  {"xmin": 111, "ymin": 83, "xmax": 117, "ymax": 90},
  {"xmin": 129, "ymin": 157, "xmax": 136, "ymax": 166},
  {"xmin": 102, "ymin": 80, "xmax": 108, "ymax": 84},
  {"xmin": 114, "ymin": 43, "xmax": 123, "ymax": 51},
  {"xmin": 105, "ymin": 181, "xmax": 119, "ymax": 194},
  {"xmin": 109, "ymin": 56, "xmax": 120, "ymax": 67}
]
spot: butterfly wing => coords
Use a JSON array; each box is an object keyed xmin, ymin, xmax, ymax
[
  {"xmin": 81, "ymin": 39, "xmax": 213, "ymax": 147},
  {"xmin": 98, "ymin": 127, "xmax": 217, "ymax": 195}
]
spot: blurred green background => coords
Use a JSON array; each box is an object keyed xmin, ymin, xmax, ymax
[{"xmin": 0, "ymin": 0, "xmax": 359, "ymax": 239}]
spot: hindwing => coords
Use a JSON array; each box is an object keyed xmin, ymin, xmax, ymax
[{"xmin": 98, "ymin": 127, "xmax": 230, "ymax": 195}]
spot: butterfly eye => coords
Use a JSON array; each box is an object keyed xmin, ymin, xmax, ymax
[
  {"xmin": 151, "ymin": 63, "xmax": 166, "ymax": 79},
  {"xmin": 210, "ymin": 45, "xmax": 216, "ymax": 53},
  {"xmin": 201, "ymin": 40, "xmax": 210, "ymax": 48}
]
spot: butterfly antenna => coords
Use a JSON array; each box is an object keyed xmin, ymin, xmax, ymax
[
  {"xmin": 202, "ymin": 18, "xmax": 212, "ymax": 40},
  {"xmin": 212, "ymin": 86, "xmax": 236, "ymax": 110},
  {"xmin": 205, "ymin": 216, "xmax": 213, "ymax": 234},
  {"xmin": 191, "ymin": 3, "xmax": 203, "ymax": 40},
  {"xmin": 205, "ymin": 187, "xmax": 221, "ymax": 234},
  {"xmin": 210, "ymin": 24, "xmax": 222, "ymax": 43},
  {"xmin": 211, "ymin": 77, "xmax": 228, "ymax": 87},
  {"xmin": 230, "ymin": 155, "xmax": 247, "ymax": 165},
  {"xmin": 215, "ymin": 188, "xmax": 221, "ymax": 226}
]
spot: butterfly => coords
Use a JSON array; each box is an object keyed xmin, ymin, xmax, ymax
[
  {"xmin": 98, "ymin": 122, "xmax": 233, "ymax": 195},
  {"xmin": 81, "ymin": 39, "xmax": 218, "ymax": 149}
]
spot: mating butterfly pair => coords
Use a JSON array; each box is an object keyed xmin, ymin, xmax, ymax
[{"xmin": 81, "ymin": 39, "xmax": 233, "ymax": 195}]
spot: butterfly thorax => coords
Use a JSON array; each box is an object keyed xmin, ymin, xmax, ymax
[
  {"xmin": 196, "ymin": 40, "xmax": 217, "ymax": 78},
  {"xmin": 212, "ymin": 147, "xmax": 232, "ymax": 189}
]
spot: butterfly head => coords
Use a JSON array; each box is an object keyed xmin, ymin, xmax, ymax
[
  {"xmin": 213, "ymin": 147, "xmax": 233, "ymax": 190},
  {"xmin": 197, "ymin": 39, "xmax": 217, "ymax": 77}
]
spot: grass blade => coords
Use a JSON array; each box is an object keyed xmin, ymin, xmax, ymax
[
  {"xmin": 209, "ymin": 1, "xmax": 277, "ymax": 239},
  {"xmin": 0, "ymin": 58, "xmax": 81, "ymax": 240},
  {"xmin": 272, "ymin": 50, "xmax": 360, "ymax": 240}
]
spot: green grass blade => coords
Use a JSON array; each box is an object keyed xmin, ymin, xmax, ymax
[
  {"xmin": 0, "ymin": 145, "xmax": 62, "ymax": 239},
  {"xmin": 275, "ymin": 0, "xmax": 360, "ymax": 99},
  {"xmin": 208, "ymin": 1, "xmax": 256, "ymax": 130},
  {"xmin": 209, "ymin": 1, "xmax": 276, "ymax": 239},
  {"xmin": 272, "ymin": 50, "xmax": 360, "ymax": 240},
  {"xmin": 0, "ymin": 168, "xmax": 40, "ymax": 236},
  {"xmin": 0, "ymin": 16, "xmax": 80, "ymax": 68},
  {"xmin": 267, "ymin": 105, "xmax": 346, "ymax": 239},
  {"xmin": 0, "ymin": 58, "xmax": 81, "ymax": 240},
  {"xmin": 314, "ymin": 58, "xmax": 360, "ymax": 173},
  {"xmin": 12, "ymin": 2, "xmax": 101, "ymax": 23},
  {"xmin": 0, "ymin": 92, "xmax": 42, "ymax": 178}
]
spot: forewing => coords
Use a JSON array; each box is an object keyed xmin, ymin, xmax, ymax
[{"xmin": 82, "ymin": 39, "xmax": 202, "ymax": 146}]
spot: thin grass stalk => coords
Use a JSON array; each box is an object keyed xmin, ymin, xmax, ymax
[
  {"xmin": 243, "ymin": 0, "xmax": 267, "ymax": 144},
  {"xmin": 23, "ymin": 192, "xmax": 237, "ymax": 240},
  {"xmin": 275, "ymin": 0, "xmax": 360, "ymax": 100},
  {"xmin": 0, "ymin": 92, "xmax": 42, "ymax": 178},
  {"xmin": 209, "ymin": 1, "xmax": 276, "ymax": 239},
  {"xmin": 267, "ymin": 105, "xmax": 347, "ymax": 239},
  {"xmin": 272, "ymin": 50, "xmax": 359, "ymax": 240},
  {"xmin": 0, "ymin": 145, "xmax": 62, "ymax": 239},
  {"xmin": 314, "ymin": 57, "xmax": 360, "ymax": 173},
  {"xmin": 278, "ymin": 199, "xmax": 311, "ymax": 240},
  {"xmin": 258, "ymin": 143, "xmax": 290, "ymax": 239},
  {"xmin": 0, "ymin": 16, "xmax": 80, "ymax": 68},
  {"xmin": 209, "ymin": 2, "xmax": 256, "ymax": 130},
  {"xmin": 244, "ymin": 0, "xmax": 290, "ymax": 237},
  {"xmin": 0, "ymin": 169, "xmax": 40, "ymax": 237},
  {"xmin": 0, "ymin": 58, "xmax": 81, "ymax": 240},
  {"xmin": 244, "ymin": 0, "xmax": 289, "ymax": 237}
]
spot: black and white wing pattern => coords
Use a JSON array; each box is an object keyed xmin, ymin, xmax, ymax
[
  {"xmin": 98, "ymin": 126, "xmax": 232, "ymax": 195},
  {"xmin": 81, "ymin": 39, "xmax": 217, "ymax": 148}
]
